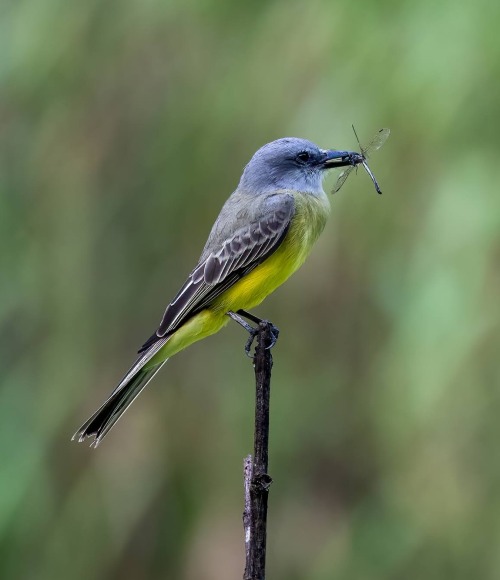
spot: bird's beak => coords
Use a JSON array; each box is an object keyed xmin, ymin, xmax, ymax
[{"xmin": 320, "ymin": 149, "xmax": 363, "ymax": 170}]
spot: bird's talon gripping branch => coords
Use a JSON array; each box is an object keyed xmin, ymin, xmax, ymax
[
  {"xmin": 258, "ymin": 320, "xmax": 280, "ymax": 351},
  {"xmin": 245, "ymin": 329, "xmax": 259, "ymax": 358},
  {"xmin": 228, "ymin": 311, "xmax": 279, "ymax": 358},
  {"xmin": 266, "ymin": 324, "xmax": 280, "ymax": 350},
  {"xmin": 227, "ymin": 311, "xmax": 260, "ymax": 357}
]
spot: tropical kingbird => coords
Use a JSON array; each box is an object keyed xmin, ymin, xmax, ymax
[{"xmin": 74, "ymin": 137, "xmax": 363, "ymax": 446}]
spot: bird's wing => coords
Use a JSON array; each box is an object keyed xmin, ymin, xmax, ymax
[{"xmin": 139, "ymin": 193, "xmax": 295, "ymax": 352}]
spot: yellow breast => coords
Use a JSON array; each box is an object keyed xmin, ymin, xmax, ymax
[{"xmin": 211, "ymin": 190, "xmax": 330, "ymax": 313}]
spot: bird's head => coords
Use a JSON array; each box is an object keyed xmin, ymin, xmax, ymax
[{"xmin": 238, "ymin": 137, "xmax": 358, "ymax": 195}]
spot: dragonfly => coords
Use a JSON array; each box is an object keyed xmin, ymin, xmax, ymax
[{"xmin": 333, "ymin": 126, "xmax": 390, "ymax": 195}]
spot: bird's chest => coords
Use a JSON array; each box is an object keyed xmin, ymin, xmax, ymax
[
  {"xmin": 216, "ymin": 193, "xmax": 330, "ymax": 311},
  {"xmin": 285, "ymin": 192, "xmax": 330, "ymax": 263}
]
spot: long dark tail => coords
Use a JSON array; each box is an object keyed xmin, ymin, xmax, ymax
[{"xmin": 73, "ymin": 349, "xmax": 168, "ymax": 447}]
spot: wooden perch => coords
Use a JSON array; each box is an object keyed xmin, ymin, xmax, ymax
[{"xmin": 243, "ymin": 321, "xmax": 275, "ymax": 580}]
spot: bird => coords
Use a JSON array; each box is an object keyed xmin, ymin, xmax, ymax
[{"xmin": 73, "ymin": 137, "xmax": 361, "ymax": 446}]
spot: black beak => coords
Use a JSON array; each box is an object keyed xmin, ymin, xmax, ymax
[{"xmin": 320, "ymin": 149, "xmax": 364, "ymax": 170}]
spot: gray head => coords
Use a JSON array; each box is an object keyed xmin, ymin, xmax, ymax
[{"xmin": 238, "ymin": 137, "xmax": 354, "ymax": 195}]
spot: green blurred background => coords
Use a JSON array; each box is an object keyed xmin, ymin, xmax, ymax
[{"xmin": 2, "ymin": 0, "xmax": 500, "ymax": 578}]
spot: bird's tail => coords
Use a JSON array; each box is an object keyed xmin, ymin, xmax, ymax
[{"xmin": 73, "ymin": 346, "xmax": 169, "ymax": 446}]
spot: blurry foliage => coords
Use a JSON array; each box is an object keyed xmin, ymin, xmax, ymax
[{"xmin": 1, "ymin": 0, "xmax": 500, "ymax": 578}]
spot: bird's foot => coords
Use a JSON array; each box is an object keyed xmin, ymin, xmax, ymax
[
  {"xmin": 244, "ymin": 327, "xmax": 259, "ymax": 358},
  {"xmin": 227, "ymin": 310, "xmax": 279, "ymax": 358}
]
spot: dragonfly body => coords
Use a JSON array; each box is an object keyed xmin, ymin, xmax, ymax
[{"xmin": 333, "ymin": 128, "xmax": 390, "ymax": 194}]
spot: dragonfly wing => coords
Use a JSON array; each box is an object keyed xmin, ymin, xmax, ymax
[
  {"xmin": 363, "ymin": 128, "xmax": 390, "ymax": 158},
  {"xmin": 333, "ymin": 165, "xmax": 354, "ymax": 193}
]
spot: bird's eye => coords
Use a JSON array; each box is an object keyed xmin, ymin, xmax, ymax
[{"xmin": 296, "ymin": 151, "xmax": 310, "ymax": 164}]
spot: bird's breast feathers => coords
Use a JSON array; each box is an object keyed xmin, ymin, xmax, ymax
[{"xmin": 211, "ymin": 190, "xmax": 330, "ymax": 313}]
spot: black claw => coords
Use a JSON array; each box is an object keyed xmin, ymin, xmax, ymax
[
  {"xmin": 245, "ymin": 328, "xmax": 259, "ymax": 358},
  {"xmin": 266, "ymin": 324, "xmax": 280, "ymax": 350}
]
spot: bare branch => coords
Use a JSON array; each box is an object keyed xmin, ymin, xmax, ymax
[{"xmin": 243, "ymin": 321, "xmax": 275, "ymax": 580}]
